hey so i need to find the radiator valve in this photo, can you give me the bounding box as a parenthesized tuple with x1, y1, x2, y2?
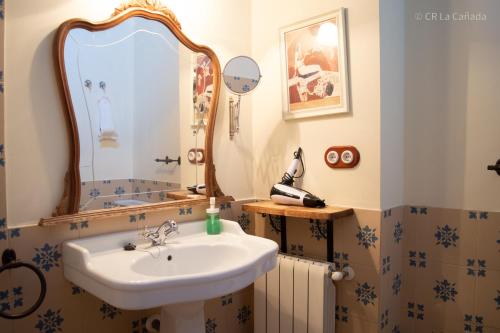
(330, 266, 355, 282)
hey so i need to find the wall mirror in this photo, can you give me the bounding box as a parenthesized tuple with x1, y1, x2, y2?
(223, 56, 261, 95)
(222, 56, 261, 139)
(48, 1, 226, 221)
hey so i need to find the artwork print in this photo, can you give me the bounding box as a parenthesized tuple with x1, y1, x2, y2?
(192, 54, 213, 127)
(281, 9, 349, 119)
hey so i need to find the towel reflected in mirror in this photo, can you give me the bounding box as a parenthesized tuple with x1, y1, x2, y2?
(97, 96, 118, 145)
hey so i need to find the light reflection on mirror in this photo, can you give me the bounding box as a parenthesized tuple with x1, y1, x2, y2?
(63, 17, 207, 211)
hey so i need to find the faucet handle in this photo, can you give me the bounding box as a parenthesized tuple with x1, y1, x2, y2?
(161, 220, 178, 236)
(140, 225, 158, 239)
(170, 221, 178, 233)
(139, 225, 149, 237)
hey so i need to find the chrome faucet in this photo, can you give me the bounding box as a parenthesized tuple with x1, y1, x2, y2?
(142, 220, 178, 246)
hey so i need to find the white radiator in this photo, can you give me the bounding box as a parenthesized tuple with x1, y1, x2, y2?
(254, 254, 336, 333)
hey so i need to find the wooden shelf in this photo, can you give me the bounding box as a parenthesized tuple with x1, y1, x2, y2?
(243, 200, 353, 262)
(166, 191, 206, 200)
(242, 200, 353, 220)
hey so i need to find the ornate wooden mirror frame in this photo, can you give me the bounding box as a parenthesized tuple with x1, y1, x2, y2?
(40, 1, 227, 226)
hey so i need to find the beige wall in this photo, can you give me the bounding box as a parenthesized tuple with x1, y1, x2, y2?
(404, 0, 500, 212)
(250, 0, 382, 209)
(5, 0, 253, 226)
(380, 0, 405, 209)
(7, 0, 499, 228)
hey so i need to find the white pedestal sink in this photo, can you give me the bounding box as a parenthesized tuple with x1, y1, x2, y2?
(63, 219, 278, 333)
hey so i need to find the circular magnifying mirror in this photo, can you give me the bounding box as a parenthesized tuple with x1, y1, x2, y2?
(223, 56, 261, 94)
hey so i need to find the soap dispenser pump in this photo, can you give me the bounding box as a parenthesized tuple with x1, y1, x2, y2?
(206, 197, 221, 235)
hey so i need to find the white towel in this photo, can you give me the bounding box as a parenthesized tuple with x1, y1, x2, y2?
(97, 97, 118, 142)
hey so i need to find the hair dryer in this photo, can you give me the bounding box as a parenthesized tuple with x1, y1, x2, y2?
(270, 147, 325, 208)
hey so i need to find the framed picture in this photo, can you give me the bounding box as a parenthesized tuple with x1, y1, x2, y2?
(280, 8, 349, 120)
(192, 53, 213, 128)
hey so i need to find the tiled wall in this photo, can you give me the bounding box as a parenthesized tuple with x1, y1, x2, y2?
(400, 207, 500, 333)
(80, 179, 180, 211)
(0, 200, 256, 333)
(257, 205, 500, 333)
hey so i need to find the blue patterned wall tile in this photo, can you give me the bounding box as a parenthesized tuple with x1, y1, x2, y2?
(464, 314, 483, 332)
(433, 279, 458, 302)
(379, 309, 389, 330)
(392, 273, 402, 295)
(356, 225, 378, 249)
(466, 259, 487, 277)
(236, 213, 250, 232)
(393, 221, 403, 244)
(178, 207, 193, 216)
(335, 305, 349, 322)
(382, 256, 391, 274)
(69, 221, 88, 231)
(0, 143, 4, 166)
(220, 202, 231, 210)
(309, 219, 327, 240)
(0, 286, 23, 311)
(9, 228, 20, 238)
(71, 284, 85, 296)
(435, 225, 459, 248)
(409, 206, 427, 215)
(0, 217, 6, 240)
(289, 244, 304, 256)
(221, 293, 233, 306)
(114, 186, 125, 196)
(355, 282, 377, 305)
(129, 213, 146, 223)
(205, 318, 217, 333)
(89, 188, 100, 198)
(99, 302, 121, 319)
(35, 309, 64, 333)
(237, 305, 251, 324)
(131, 317, 148, 333)
(408, 250, 427, 268)
(407, 302, 424, 320)
(468, 211, 489, 220)
(268, 215, 281, 234)
(333, 251, 349, 270)
(32, 243, 62, 272)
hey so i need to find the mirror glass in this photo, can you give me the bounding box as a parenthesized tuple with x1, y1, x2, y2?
(223, 56, 261, 94)
(64, 17, 210, 211)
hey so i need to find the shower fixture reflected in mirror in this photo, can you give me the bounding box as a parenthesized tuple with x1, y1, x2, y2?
(222, 56, 261, 139)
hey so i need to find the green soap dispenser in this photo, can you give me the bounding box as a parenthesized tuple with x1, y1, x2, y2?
(206, 197, 221, 235)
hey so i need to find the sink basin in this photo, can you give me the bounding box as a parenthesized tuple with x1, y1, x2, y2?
(63, 219, 278, 312)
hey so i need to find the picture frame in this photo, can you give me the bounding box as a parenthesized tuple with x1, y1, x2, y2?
(192, 53, 213, 128)
(280, 8, 349, 120)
